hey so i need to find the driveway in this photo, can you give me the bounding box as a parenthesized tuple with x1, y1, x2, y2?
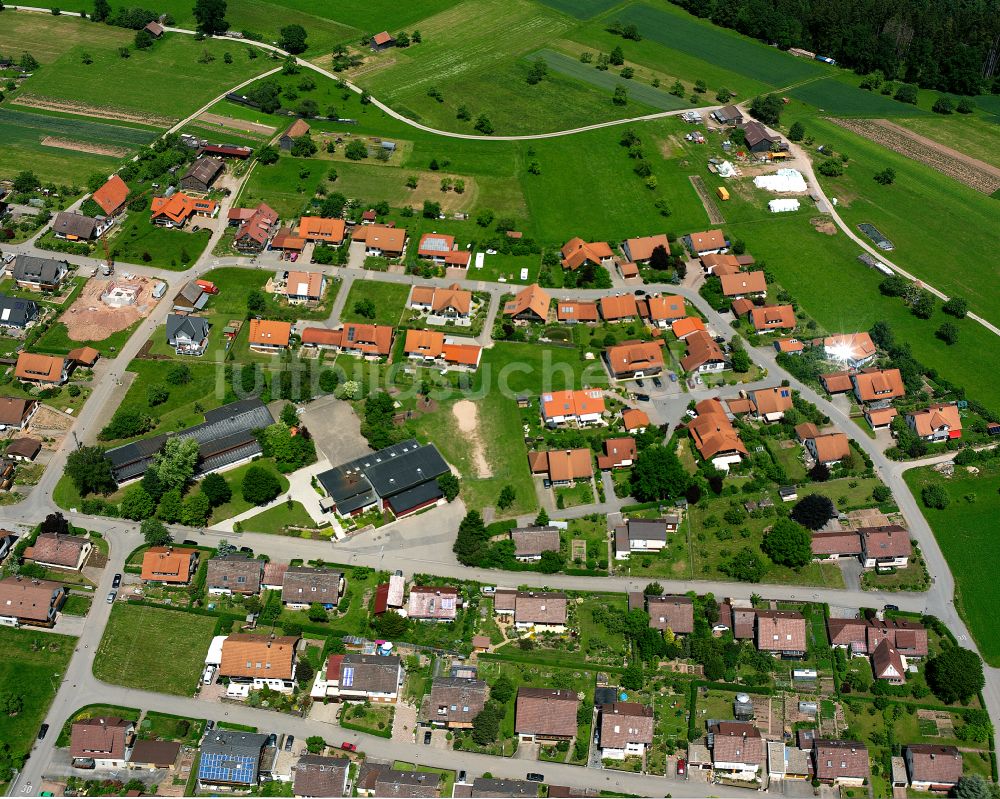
(299, 394, 370, 464)
(346, 241, 368, 269)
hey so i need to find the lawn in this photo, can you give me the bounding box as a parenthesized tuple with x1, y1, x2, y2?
(520, 119, 709, 242)
(765, 438, 807, 482)
(109, 359, 224, 442)
(61, 594, 93, 616)
(240, 500, 319, 534)
(93, 603, 217, 695)
(409, 393, 538, 517)
(0, 626, 76, 776)
(139, 711, 206, 744)
(798, 117, 1000, 327)
(209, 459, 291, 525)
(18, 26, 271, 125)
(0, 10, 130, 65)
(340, 701, 394, 735)
(340, 280, 410, 326)
(108, 211, 211, 271)
(555, 480, 595, 509)
(903, 463, 1000, 666)
(474, 340, 608, 396)
(237, 155, 328, 220)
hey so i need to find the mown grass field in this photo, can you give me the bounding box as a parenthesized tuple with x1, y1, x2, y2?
(0, 627, 75, 779)
(340, 281, 410, 326)
(360, 0, 575, 133)
(0, 10, 129, 64)
(238, 155, 326, 219)
(799, 116, 1000, 325)
(19, 30, 270, 125)
(530, 48, 691, 111)
(94, 604, 217, 695)
(903, 464, 1000, 666)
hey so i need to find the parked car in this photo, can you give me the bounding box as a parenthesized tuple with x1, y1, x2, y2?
(112, 573, 122, 588)
(526, 773, 544, 782)
(633, 289, 647, 296)
(290, 252, 299, 262)
(458, 771, 467, 784)
(106, 591, 116, 603)
(341, 742, 357, 752)
(239, 546, 253, 554)
(284, 735, 294, 752)
(635, 379, 645, 387)
(676, 759, 686, 776)
(206, 720, 215, 731)
(37, 724, 49, 740)
(884, 604, 899, 612)
(653, 376, 663, 388)
(636, 393, 650, 402)
(423, 730, 432, 744)
(669, 372, 678, 382)
(480, 586, 496, 595)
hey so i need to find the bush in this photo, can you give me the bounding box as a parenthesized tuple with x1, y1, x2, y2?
(242, 466, 281, 505)
(921, 483, 950, 509)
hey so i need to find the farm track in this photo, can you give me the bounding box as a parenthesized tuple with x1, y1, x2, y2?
(688, 174, 724, 224)
(829, 117, 1000, 195)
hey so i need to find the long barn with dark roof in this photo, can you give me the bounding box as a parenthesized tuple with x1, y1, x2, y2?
(105, 398, 273, 483)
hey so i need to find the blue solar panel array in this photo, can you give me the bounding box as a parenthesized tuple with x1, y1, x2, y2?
(199, 751, 257, 784)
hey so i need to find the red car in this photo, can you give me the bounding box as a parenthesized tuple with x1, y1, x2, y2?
(676, 759, 687, 776)
(341, 742, 357, 752)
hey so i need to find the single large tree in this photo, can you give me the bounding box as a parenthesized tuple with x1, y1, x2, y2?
(453, 510, 489, 566)
(471, 703, 500, 745)
(65, 446, 115, 496)
(200, 472, 232, 506)
(761, 517, 812, 568)
(120, 485, 155, 521)
(279, 24, 308, 54)
(152, 437, 199, 492)
(241, 466, 281, 505)
(193, 0, 228, 35)
(141, 517, 172, 547)
(630, 444, 687, 502)
(92, 0, 111, 21)
(926, 646, 985, 704)
(790, 493, 836, 530)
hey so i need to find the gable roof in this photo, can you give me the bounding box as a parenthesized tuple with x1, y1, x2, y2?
(687, 229, 726, 253)
(233, 202, 278, 246)
(351, 223, 406, 253)
(852, 368, 905, 401)
(541, 389, 605, 420)
(71, 717, 132, 760)
(710, 721, 763, 766)
(248, 318, 291, 347)
(908, 403, 961, 436)
(561, 237, 613, 270)
(283, 270, 325, 299)
(510, 526, 561, 558)
(0, 396, 37, 426)
(12, 254, 66, 285)
(282, 566, 342, 605)
(672, 316, 706, 339)
(6, 437, 41, 460)
(623, 233, 670, 261)
(15, 352, 65, 383)
(426, 676, 487, 723)
(824, 332, 876, 362)
(514, 591, 568, 625)
(599, 702, 654, 748)
(182, 156, 224, 186)
(751, 304, 796, 330)
(150, 192, 217, 224)
(811, 530, 862, 556)
(821, 371, 854, 393)
(407, 585, 459, 620)
(515, 687, 579, 737)
(597, 436, 637, 469)
(640, 294, 686, 322)
(0, 293, 39, 328)
(340, 653, 401, 694)
(27, 532, 88, 567)
(871, 638, 905, 680)
(755, 609, 807, 652)
(53, 211, 98, 239)
(293, 755, 350, 797)
(701, 252, 742, 274)
(503, 283, 551, 319)
(219, 633, 298, 680)
(720, 271, 767, 296)
(681, 329, 725, 372)
(811, 432, 851, 463)
(207, 554, 262, 593)
(0, 576, 63, 622)
(528, 449, 592, 482)
(646, 595, 694, 633)
(906, 745, 962, 785)
(813, 739, 870, 781)
(284, 119, 310, 139)
(599, 294, 639, 321)
(417, 232, 455, 257)
(141, 546, 197, 582)
(687, 398, 747, 460)
(166, 313, 210, 343)
(860, 525, 911, 559)
(622, 408, 650, 431)
(749, 386, 793, 416)
(605, 339, 665, 376)
(298, 216, 345, 244)
(92, 175, 129, 215)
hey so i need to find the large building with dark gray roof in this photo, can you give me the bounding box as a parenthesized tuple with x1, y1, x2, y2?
(198, 730, 270, 789)
(104, 398, 273, 483)
(317, 439, 449, 519)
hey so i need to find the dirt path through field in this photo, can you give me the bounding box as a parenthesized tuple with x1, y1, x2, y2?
(197, 112, 276, 136)
(41, 136, 129, 157)
(689, 175, 725, 224)
(452, 399, 492, 478)
(829, 117, 1000, 195)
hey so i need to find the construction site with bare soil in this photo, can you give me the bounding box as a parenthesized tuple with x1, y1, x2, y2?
(61, 276, 162, 342)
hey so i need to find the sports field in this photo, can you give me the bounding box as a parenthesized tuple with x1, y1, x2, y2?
(530, 48, 691, 111)
(903, 464, 1000, 666)
(94, 603, 217, 695)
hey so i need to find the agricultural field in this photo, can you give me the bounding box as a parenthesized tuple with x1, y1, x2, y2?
(0, 108, 153, 183)
(15, 27, 270, 126)
(789, 76, 928, 118)
(529, 48, 691, 111)
(797, 117, 1000, 325)
(903, 463, 1000, 666)
(534, 0, 620, 18)
(0, 10, 130, 65)
(895, 113, 1000, 170)
(93, 604, 217, 695)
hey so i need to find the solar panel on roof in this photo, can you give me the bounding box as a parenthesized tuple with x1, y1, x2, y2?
(342, 665, 354, 687)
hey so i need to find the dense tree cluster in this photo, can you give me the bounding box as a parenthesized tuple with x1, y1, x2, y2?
(666, 0, 1000, 95)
